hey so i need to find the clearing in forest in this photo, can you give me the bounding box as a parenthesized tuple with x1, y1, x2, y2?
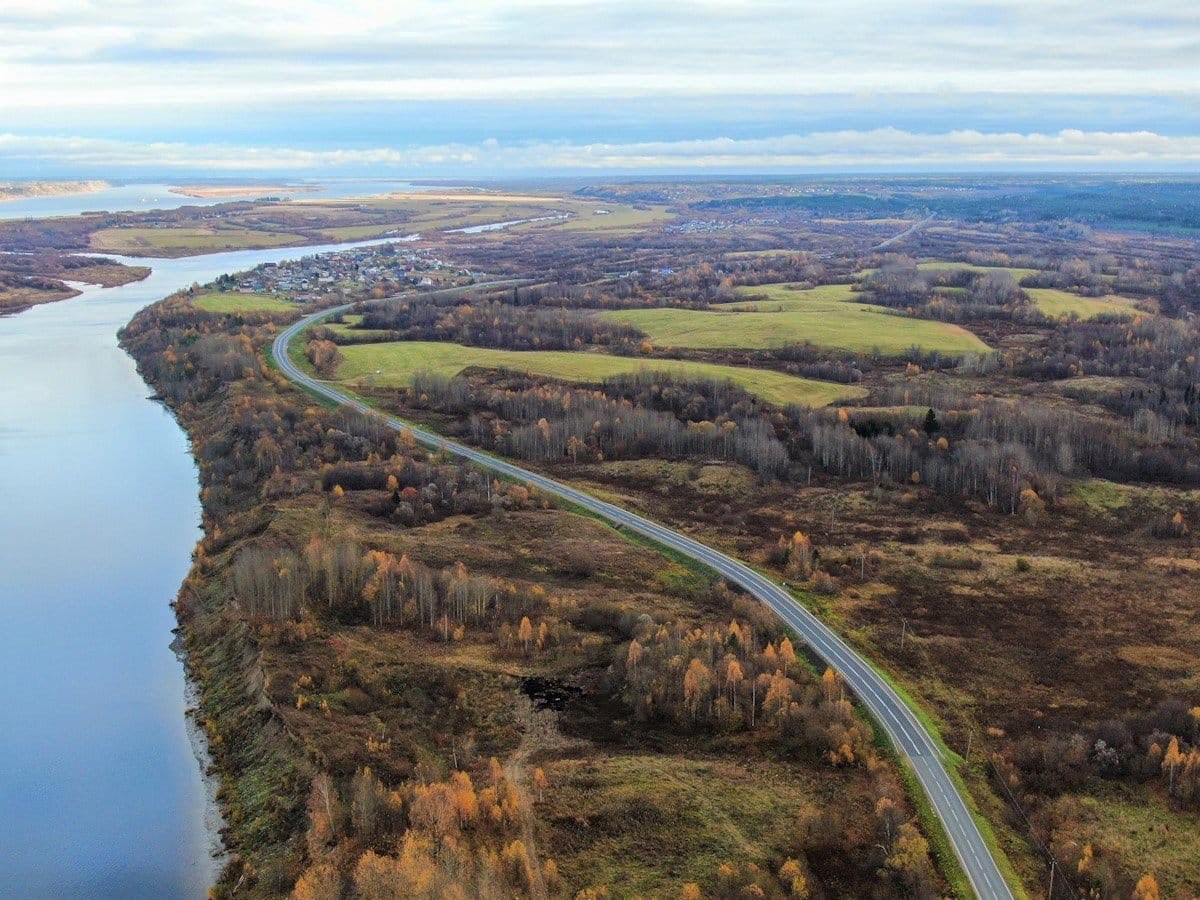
(193, 291, 296, 313)
(599, 283, 989, 355)
(332, 339, 867, 408)
(1025, 288, 1140, 320)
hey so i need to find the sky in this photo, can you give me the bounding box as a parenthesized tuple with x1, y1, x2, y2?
(1, 0, 1198, 177)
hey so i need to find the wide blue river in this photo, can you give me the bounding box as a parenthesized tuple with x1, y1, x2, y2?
(0, 238, 400, 897)
(0, 179, 425, 220)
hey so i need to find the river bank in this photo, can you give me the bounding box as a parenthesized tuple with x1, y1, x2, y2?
(0, 180, 433, 221)
(0, 236, 418, 897)
(0, 179, 111, 202)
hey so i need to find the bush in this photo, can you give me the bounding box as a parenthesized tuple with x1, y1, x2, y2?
(554, 549, 596, 578)
(928, 552, 982, 571)
(812, 572, 838, 595)
(1150, 510, 1189, 539)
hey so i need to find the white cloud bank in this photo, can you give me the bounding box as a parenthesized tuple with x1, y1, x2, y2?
(3, 129, 1199, 173)
(0, 0, 1197, 117)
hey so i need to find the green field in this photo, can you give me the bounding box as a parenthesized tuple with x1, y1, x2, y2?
(544, 203, 674, 233)
(193, 291, 297, 314)
(724, 249, 806, 259)
(858, 261, 1041, 282)
(1026, 288, 1139, 320)
(599, 283, 989, 356)
(915, 261, 1041, 282)
(1064, 787, 1200, 897)
(91, 226, 307, 256)
(333, 340, 867, 407)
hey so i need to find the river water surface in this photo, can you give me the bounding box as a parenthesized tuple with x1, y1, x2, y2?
(0, 239, 403, 897)
(0, 179, 429, 220)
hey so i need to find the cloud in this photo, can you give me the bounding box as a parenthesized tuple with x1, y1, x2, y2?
(4, 128, 1200, 174)
(1, 2, 1195, 166)
(0, 0, 1197, 120)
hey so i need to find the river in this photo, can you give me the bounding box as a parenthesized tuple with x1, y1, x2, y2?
(0, 238, 409, 897)
(0, 179, 432, 220)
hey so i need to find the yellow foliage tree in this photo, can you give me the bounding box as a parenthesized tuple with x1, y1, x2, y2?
(777, 637, 797, 673)
(292, 863, 341, 900)
(1133, 874, 1161, 900)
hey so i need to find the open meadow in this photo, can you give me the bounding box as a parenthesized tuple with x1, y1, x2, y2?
(1025, 287, 1141, 320)
(331, 339, 866, 407)
(193, 291, 297, 314)
(600, 283, 990, 355)
(90, 225, 309, 256)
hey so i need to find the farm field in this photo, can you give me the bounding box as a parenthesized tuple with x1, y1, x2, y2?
(193, 291, 296, 313)
(90, 225, 308, 256)
(285, 193, 672, 240)
(600, 282, 990, 355)
(536, 203, 673, 233)
(331, 339, 867, 407)
(1026, 287, 1140, 320)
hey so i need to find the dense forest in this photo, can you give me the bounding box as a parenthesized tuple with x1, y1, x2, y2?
(692, 179, 1200, 232)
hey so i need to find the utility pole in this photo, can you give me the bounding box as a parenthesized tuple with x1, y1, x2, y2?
(965, 730, 973, 762)
(1048, 860, 1056, 898)
(900, 617, 908, 649)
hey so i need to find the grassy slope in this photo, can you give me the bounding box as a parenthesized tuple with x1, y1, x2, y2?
(541, 754, 866, 896)
(333, 339, 868, 408)
(600, 283, 990, 355)
(1067, 784, 1200, 896)
(194, 291, 297, 314)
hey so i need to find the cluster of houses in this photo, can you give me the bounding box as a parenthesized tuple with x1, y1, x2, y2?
(224, 245, 475, 302)
(663, 218, 758, 234)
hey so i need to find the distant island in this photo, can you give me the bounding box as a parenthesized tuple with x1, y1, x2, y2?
(170, 183, 318, 198)
(0, 180, 111, 202)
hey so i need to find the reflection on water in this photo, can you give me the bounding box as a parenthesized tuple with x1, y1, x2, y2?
(0, 238, 403, 897)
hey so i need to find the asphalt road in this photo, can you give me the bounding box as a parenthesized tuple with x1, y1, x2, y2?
(273, 301, 1015, 900)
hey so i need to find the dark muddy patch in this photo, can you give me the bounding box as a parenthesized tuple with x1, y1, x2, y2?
(520, 676, 582, 712)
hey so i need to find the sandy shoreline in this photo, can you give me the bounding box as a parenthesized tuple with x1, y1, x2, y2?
(171, 184, 318, 198)
(0, 180, 111, 202)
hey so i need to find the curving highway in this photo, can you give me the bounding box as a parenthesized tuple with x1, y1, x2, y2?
(273, 301, 1015, 900)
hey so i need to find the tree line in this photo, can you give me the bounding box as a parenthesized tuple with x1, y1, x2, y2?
(348, 296, 641, 352)
(410, 370, 791, 478)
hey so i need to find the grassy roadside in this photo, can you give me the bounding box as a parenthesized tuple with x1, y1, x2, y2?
(263, 337, 339, 410)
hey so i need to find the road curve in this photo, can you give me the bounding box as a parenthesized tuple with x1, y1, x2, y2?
(273, 302, 1014, 900)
